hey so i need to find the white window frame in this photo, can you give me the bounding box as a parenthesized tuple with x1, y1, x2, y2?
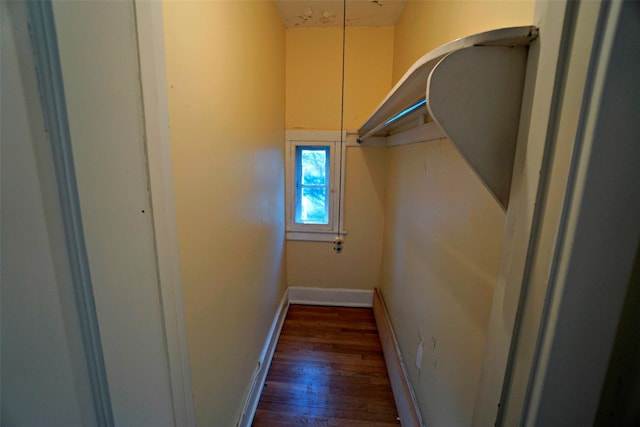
(285, 130, 346, 242)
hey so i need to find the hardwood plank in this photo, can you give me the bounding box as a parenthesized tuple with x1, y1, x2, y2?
(252, 305, 401, 426)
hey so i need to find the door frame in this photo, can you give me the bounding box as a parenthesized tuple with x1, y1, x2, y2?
(133, 2, 196, 426)
(27, 1, 196, 425)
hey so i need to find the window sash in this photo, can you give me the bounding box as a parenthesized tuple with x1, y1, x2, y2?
(294, 146, 330, 225)
(285, 132, 345, 241)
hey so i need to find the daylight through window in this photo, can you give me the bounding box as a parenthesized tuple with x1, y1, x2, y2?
(295, 146, 330, 225)
(285, 131, 345, 242)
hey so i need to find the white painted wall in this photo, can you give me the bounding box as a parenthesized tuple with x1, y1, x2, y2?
(472, 1, 575, 423)
(51, 1, 175, 425)
(134, 2, 196, 424)
(521, 1, 640, 424)
(1, 2, 97, 425)
(489, 1, 601, 423)
(477, 1, 640, 425)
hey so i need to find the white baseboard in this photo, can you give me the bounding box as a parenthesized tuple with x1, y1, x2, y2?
(288, 286, 374, 307)
(236, 290, 289, 427)
(373, 289, 425, 427)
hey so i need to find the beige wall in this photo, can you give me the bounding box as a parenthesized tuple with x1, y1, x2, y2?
(163, 1, 533, 424)
(285, 27, 393, 289)
(379, 2, 534, 425)
(393, 0, 534, 83)
(287, 146, 388, 289)
(163, 2, 286, 425)
(381, 140, 505, 426)
(286, 26, 393, 130)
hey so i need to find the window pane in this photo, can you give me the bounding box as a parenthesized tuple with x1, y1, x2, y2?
(300, 187, 328, 224)
(301, 149, 326, 185)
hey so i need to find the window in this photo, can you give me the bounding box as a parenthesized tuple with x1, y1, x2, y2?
(286, 131, 345, 241)
(295, 146, 330, 225)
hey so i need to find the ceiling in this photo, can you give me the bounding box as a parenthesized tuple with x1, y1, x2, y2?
(275, 0, 406, 28)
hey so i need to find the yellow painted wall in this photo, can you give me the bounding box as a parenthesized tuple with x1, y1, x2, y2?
(286, 26, 394, 130)
(285, 27, 393, 289)
(393, 0, 534, 83)
(287, 146, 388, 289)
(381, 140, 505, 426)
(162, 2, 286, 425)
(379, 2, 534, 425)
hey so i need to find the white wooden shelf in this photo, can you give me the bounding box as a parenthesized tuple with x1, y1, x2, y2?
(357, 26, 538, 208)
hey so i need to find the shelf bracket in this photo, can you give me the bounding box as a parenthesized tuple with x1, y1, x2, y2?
(427, 46, 528, 209)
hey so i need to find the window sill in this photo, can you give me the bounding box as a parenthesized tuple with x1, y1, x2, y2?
(286, 230, 347, 242)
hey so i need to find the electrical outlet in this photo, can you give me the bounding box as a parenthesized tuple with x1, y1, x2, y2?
(333, 236, 344, 254)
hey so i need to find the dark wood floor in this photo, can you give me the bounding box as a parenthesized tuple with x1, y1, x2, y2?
(252, 304, 401, 426)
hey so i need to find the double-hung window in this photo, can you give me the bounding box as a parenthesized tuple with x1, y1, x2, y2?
(285, 131, 345, 241)
(295, 145, 330, 225)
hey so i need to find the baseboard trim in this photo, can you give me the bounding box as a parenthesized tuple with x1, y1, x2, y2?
(288, 286, 374, 307)
(237, 290, 289, 427)
(373, 289, 424, 427)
